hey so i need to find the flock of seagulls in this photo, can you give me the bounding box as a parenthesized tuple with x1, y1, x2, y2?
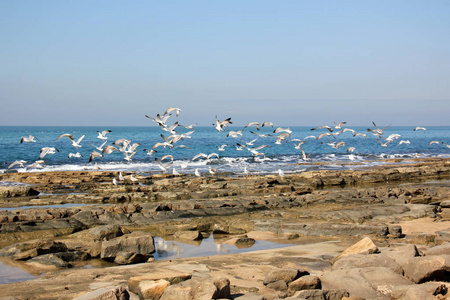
(5, 108, 449, 178)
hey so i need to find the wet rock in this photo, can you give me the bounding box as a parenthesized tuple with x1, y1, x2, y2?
(173, 230, 202, 241)
(100, 232, 155, 261)
(402, 255, 450, 283)
(0, 240, 68, 260)
(235, 237, 256, 248)
(113, 252, 152, 265)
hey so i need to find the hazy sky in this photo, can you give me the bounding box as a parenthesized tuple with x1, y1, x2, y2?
(1, 1, 449, 126)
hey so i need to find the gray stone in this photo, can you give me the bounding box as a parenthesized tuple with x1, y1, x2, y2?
(383, 244, 420, 267)
(113, 252, 152, 265)
(424, 242, 450, 256)
(332, 253, 403, 275)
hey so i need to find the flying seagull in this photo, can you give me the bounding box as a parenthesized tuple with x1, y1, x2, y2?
(20, 135, 37, 143)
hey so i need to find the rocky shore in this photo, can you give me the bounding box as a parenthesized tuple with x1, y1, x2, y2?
(0, 157, 449, 299)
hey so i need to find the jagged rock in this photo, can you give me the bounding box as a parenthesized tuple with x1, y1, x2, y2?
(113, 252, 152, 265)
(402, 255, 450, 283)
(321, 267, 413, 299)
(288, 275, 321, 292)
(72, 225, 124, 241)
(128, 271, 192, 295)
(212, 224, 247, 235)
(100, 232, 155, 261)
(27, 253, 70, 268)
(332, 253, 403, 275)
(333, 237, 379, 262)
(263, 268, 307, 285)
(73, 285, 129, 300)
(388, 225, 403, 238)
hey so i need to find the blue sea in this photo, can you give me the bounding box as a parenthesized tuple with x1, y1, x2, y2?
(1, 125, 449, 175)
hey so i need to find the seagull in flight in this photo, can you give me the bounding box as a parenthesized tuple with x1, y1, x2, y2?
(97, 130, 112, 141)
(20, 135, 37, 143)
(39, 147, 59, 159)
(413, 126, 426, 131)
(262, 121, 274, 128)
(68, 152, 83, 158)
(89, 150, 103, 162)
(27, 160, 45, 169)
(8, 160, 27, 169)
(213, 116, 232, 132)
(164, 107, 182, 117)
(244, 122, 260, 131)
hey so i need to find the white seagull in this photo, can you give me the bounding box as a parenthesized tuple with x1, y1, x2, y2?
(20, 135, 37, 143)
(97, 130, 112, 141)
(413, 126, 426, 131)
(8, 160, 27, 169)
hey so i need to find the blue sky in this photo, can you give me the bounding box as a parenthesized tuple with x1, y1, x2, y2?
(1, 1, 449, 126)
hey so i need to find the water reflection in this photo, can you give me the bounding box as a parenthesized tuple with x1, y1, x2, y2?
(153, 235, 294, 260)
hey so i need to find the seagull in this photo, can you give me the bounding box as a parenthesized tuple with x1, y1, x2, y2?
(39, 147, 59, 159)
(118, 172, 125, 181)
(227, 130, 243, 138)
(413, 126, 426, 131)
(213, 116, 232, 132)
(164, 107, 182, 117)
(262, 121, 274, 128)
(192, 153, 208, 161)
(20, 135, 37, 143)
(244, 122, 260, 130)
(56, 134, 85, 149)
(97, 130, 112, 141)
(173, 168, 181, 175)
(143, 149, 157, 156)
(368, 121, 390, 136)
(90, 141, 108, 152)
(428, 141, 440, 146)
(207, 153, 220, 159)
(315, 132, 335, 140)
(89, 150, 103, 162)
(194, 168, 201, 177)
(399, 140, 411, 145)
(68, 152, 83, 158)
(155, 158, 169, 173)
(180, 123, 197, 129)
(250, 131, 270, 138)
(217, 144, 228, 151)
(311, 125, 333, 132)
(294, 141, 305, 149)
(208, 167, 218, 175)
(301, 149, 310, 161)
(129, 174, 139, 182)
(273, 127, 292, 134)
(123, 151, 137, 162)
(145, 114, 171, 127)
(277, 169, 285, 177)
(347, 147, 356, 153)
(160, 154, 174, 162)
(112, 178, 118, 185)
(243, 167, 249, 176)
(8, 160, 27, 169)
(103, 145, 120, 155)
(27, 160, 45, 169)
(353, 132, 367, 138)
(334, 122, 347, 130)
(377, 139, 392, 148)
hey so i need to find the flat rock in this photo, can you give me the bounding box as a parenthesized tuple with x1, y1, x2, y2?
(333, 237, 379, 262)
(403, 255, 450, 283)
(332, 253, 403, 275)
(100, 231, 155, 260)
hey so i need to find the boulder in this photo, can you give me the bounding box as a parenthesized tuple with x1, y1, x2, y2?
(113, 252, 152, 265)
(173, 230, 202, 241)
(128, 270, 192, 294)
(0, 240, 68, 260)
(212, 224, 247, 235)
(403, 255, 450, 283)
(333, 237, 379, 262)
(290, 289, 349, 300)
(288, 275, 321, 292)
(73, 225, 124, 241)
(321, 267, 413, 299)
(382, 244, 420, 267)
(159, 277, 230, 300)
(235, 237, 256, 248)
(332, 253, 403, 275)
(263, 268, 307, 285)
(0, 186, 40, 198)
(101, 232, 154, 261)
(391, 282, 449, 300)
(137, 279, 170, 300)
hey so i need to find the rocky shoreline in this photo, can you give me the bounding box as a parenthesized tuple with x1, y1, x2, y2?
(0, 158, 449, 299)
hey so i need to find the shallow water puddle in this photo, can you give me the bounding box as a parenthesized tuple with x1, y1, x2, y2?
(0, 260, 39, 284)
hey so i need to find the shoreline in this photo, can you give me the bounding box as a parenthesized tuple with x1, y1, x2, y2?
(0, 157, 449, 299)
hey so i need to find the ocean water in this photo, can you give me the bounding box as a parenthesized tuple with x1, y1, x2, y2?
(1, 125, 449, 175)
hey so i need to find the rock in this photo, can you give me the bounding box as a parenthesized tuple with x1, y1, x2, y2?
(424, 242, 450, 256)
(73, 285, 129, 300)
(391, 282, 449, 300)
(0, 240, 68, 260)
(333, 237, 379, 262)
(440, 200, 450, 208)
(0, 186, 40, 198)
(382, 244, 420, 267)
(233, 294, 264, 300)
(321, 267, 413, 299)
(235, 237, 256, 248)
(288, 275, 321, 292)
(332, 253, 403, 275)
(113, 252, 152, 265)
(173, 230, 202, 241)
(137, 279, 170, 300)
(159, 276, 229, 300)
(101, 232, 155, 261)
(291, 289, 350, 300)
(263, 268, 307, 285)
(212, 224, 247, 235)
(74, 225, 124, 241)
(128, 271, 192, 294)
(212, 277, 231, 299)
(403, 255, 450, 283)
(266, 279, 287, 291)
(27, 253, 70, 268)
(388, 225, 403, 238)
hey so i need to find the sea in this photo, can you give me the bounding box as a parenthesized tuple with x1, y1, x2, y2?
(1, 125, 449, 176)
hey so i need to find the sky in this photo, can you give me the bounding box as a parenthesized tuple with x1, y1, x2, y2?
(1, 0, 449, 127)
